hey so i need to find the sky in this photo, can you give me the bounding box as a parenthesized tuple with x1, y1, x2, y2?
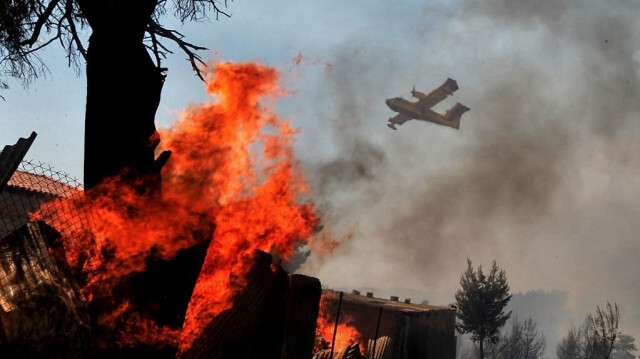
(2, 0, 640, 354)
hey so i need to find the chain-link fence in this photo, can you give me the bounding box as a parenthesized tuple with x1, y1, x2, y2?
(0, 160, 93, 357)
(0, 160, 85, 239)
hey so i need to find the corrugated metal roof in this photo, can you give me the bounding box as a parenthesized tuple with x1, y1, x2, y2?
(0, 132, 37, 191)
(322, 290, 455, 313)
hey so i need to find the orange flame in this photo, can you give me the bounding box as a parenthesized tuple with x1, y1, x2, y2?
(35, 179, 203, 300)
(33, 174, 206, 347)
(32, 61, 320, 351)
(160, 62, 319, 351)
(315, 298, 363, 355)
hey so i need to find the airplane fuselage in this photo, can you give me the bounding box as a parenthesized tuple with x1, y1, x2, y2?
(386, 78, 469, 130)
(385, 98, 454, 128)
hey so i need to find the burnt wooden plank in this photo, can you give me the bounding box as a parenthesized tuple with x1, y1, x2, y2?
(281, 274, 321, 359)
(0, 132, 37, 191)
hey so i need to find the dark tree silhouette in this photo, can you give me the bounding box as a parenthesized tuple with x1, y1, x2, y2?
(593, 302, 620, 359)
(612, 334, 638, 359)
(455, 259, 512, 359)
(488, 316, 546, 359)
(557, 326, 581, 359)
(0, 0, 229, 189)
(557, 302, 621, 359)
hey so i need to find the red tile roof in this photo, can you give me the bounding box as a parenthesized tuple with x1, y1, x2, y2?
(6, 171, 80, 197)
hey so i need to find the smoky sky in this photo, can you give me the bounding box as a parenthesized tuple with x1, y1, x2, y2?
(295, 0, 640, 347)
(457, 290, 575, 356)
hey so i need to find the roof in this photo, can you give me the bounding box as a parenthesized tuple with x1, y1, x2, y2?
(5, 170, 80, 197)
(322, 290, 455, 314)
(0, 132, 37, 191)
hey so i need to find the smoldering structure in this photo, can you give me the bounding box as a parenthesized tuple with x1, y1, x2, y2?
(0, 157, 323, 357)
(315, 290, 456, 359)
(0, 133, 457, 358)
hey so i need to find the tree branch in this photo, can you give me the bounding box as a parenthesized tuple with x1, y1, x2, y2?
(209, 0, 231, 19)
(148, 31, 163, 68)
(24, 32, 60, 55)
(172, 0, 231, 22)
(147, 20, 208, 80)
(64, 0, 87, 59)
(20, 0, 62, 47)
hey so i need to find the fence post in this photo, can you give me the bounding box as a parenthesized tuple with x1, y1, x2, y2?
(330, 291, 344, 358)
(370, 306, 383, 359)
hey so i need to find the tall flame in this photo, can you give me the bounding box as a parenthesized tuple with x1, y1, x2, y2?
(160, 62, 318, 351)
(32, 61, 320, 350)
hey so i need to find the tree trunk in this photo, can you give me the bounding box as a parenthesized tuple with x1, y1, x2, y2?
(479, 336, 485, 359)
(79, 1, 164, 191)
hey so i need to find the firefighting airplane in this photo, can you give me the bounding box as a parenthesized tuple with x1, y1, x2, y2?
(386, 78, 470, 130)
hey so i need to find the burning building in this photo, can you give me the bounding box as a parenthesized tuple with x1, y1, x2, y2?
(0, 135, 323, 358)
(316, 290, 457, 359)
(0, 61, 329, 358)
(0, 61, 459, 358)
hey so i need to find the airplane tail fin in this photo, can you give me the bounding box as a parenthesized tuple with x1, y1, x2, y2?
(387, 118, 398, 130)
(441, 78, 459, 95)
(443, 102, 470, 129)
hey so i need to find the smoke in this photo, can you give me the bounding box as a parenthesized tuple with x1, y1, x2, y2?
(457, 290, 576, 356)
(295, 0, 640, 349)
(464, 0, 640, 135)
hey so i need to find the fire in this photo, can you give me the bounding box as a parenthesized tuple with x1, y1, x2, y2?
(35, 178, 203, 300)
(31, 61, 320, 351)
(160, 62, 319, 351)
(315, 298, 363, 355)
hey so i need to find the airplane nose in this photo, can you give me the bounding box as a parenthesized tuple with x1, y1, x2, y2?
(385, 98, 399, 111)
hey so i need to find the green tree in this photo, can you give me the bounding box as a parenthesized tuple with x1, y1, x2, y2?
(0, 0, 230, 189)
(455, 259, 512, 359)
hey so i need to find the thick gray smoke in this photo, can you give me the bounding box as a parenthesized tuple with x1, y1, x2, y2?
(295, 0, 640, 349)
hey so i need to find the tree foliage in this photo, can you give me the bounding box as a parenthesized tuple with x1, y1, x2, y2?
(486, 317, 546, 359)
(556, 302, 620, 359)
(0, 0, 228, 88)
(611, 334, 638, 359)
(557, 326, 582, 359)
(455, 259, 512, 359)
(1, 0, 232, 187)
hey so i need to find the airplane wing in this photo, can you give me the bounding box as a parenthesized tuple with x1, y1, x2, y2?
(387, 113, 411, 130)
(415, 78, 459, 109)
